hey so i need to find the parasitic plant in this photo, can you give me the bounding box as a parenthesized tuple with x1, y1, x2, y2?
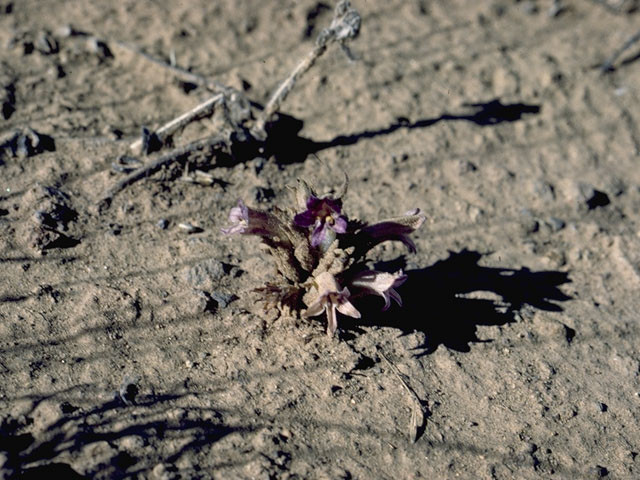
(223, 177, 425, 336)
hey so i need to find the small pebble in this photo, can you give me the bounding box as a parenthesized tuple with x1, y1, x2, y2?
(55, 24, 75, 38)
(35, 31, 58, 55)
(548, 1, 564, 17)
(578, 183, 610, 210)
(192, 290, 212, 312)
(156, 219, 169, 230)
(108, 223, 122, 236)
(178, 222, 202, 234)
(1, 128, 54, 158)
(457, 159, 477, 174)
(532, 179, 556, 203)
(211, 291, 237, 309)
(185, 259, 228, 288)
(86, 36, 112, 60)
(547, 217, 565, 232)
(111, 155, 142, 173)
(118, 376, 139, 405)
(519, 210, 539, 235)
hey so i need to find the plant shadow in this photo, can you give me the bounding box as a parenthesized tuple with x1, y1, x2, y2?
(263, 98, 541, 165)
(342, 249, 571, 355)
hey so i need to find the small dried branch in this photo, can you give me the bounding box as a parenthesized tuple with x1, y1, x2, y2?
(379, 350, 427, 443)
(252, 0, 361, 139)
(129, 93, 224, 154)
(100, 134, 228, 206)
(102, 1, 361, 203)
(600, 28, 640, 73)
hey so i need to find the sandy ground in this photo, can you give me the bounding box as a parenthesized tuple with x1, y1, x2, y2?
(1, 0, 640, 478)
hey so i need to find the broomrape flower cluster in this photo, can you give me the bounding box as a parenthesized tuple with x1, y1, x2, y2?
(222, 178, 425, 336)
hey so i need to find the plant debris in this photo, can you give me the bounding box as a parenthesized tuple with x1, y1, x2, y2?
(100, 0, 361, 206)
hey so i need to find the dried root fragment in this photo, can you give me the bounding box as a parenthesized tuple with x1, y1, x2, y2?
(222, 178, 425, 336)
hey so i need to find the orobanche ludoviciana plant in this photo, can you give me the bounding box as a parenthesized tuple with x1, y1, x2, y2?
(223, 177, 425, 336)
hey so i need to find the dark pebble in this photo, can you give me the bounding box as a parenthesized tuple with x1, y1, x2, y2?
(547, 217, 565, 232)
(35, 31, 58, 55)
(579, 183, 610, 210)
(185, 259, 230, 288)
(1, 128, 55, 159)
(108, 223, 122, 236)
(532, 179, 556, 203)
(118, 377, 139, 405)
(86, 37, 113, 60)
(210, 291, 237, 309)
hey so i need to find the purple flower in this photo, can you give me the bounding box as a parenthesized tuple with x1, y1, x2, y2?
(350, 270, 407, 310)
(303, 272, 361, 336)
(221, 200, 249, 235)
(360, 209, 426, 253)
(294, 195, 348, 247)
(221, 199, 279, 237)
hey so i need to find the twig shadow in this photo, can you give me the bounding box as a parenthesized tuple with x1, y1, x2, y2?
(620, 50, 640, 68)
(264, 98, 541, 164)
(0, 388, 245, 479)
(343, 249, 571, 355)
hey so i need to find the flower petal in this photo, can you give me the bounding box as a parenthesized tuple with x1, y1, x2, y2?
(305, 194, 322, 210)
(293, 210, 316, 228)
(332, 215, 348, 234)
(388, 288, 403, 308)
(221, 223, 246, 235)
(399, 235, 417, 254)
(310, 221, 329, 247)
(350, 270, 407, 311)
(359, 210, 425, 253)
(228, 199, 248, 223)
(221, 199, 249, 235)
(336, 292, 361, 319)
(323, 196, 342, 214)
(326, 303, 338, 336)
(303, 297, 326, 318)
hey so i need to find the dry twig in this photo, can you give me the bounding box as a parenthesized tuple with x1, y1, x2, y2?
(129, 93, 224, 154)
(102, 0, 361, 203)
(100, 134, 228, 206)
(252, 0, 361, 139)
